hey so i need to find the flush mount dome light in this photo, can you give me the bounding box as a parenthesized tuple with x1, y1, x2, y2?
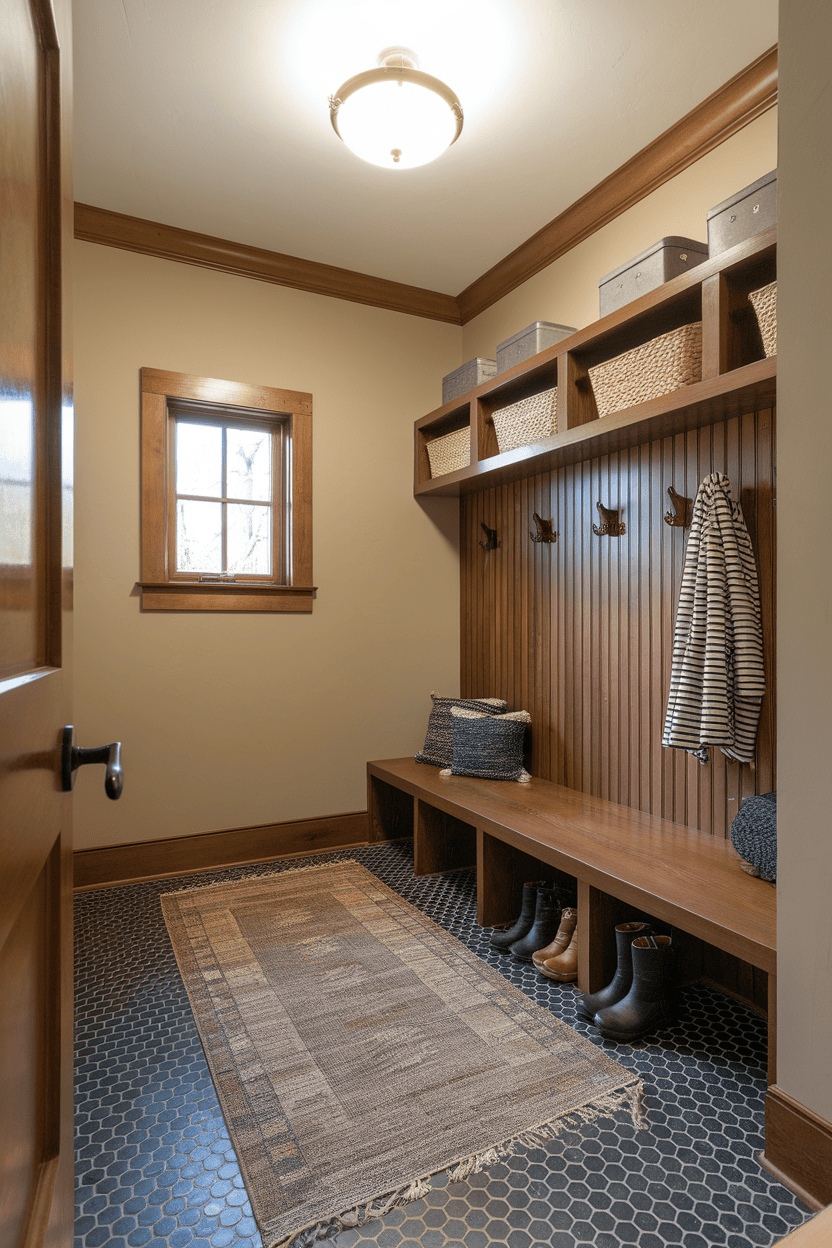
(329, 47, 463, 169)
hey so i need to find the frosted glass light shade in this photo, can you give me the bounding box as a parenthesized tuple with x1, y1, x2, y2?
(330, 61, 463, 170)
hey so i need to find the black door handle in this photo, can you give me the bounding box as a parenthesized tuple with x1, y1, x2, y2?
(62, 726, 124, 800)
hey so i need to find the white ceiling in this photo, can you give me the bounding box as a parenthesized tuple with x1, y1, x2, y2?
(72, 0, 778, 295)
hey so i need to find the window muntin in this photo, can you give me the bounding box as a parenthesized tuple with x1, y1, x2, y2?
(168, 408, 288, 584)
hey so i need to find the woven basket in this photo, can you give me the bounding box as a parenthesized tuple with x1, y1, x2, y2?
(426, 426, 470, 477)
(748, 280, 777, 357)
(588, 322, 703, 418)
(492, 387, 558, 454)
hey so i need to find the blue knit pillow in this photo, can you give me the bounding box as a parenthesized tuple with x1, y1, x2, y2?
(730, 792, 776, 882)
(414, 693, 507, 768)
(441, 708, 531, 782)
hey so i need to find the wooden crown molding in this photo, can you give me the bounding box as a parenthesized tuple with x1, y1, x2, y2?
(74, 47, 776, 327)
(456, 45, 778, 323)
(73, 203, 463, 325)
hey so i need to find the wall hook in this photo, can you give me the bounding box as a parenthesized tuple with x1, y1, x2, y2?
(593, 502, 626, 537)
(530, 512, 557, 544)
(663, 485, 692, 528)
(478, 521, 499, 551)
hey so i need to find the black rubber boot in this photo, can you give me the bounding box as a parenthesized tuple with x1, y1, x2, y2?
(593, 934, 676, 1042)
(489, 881, 548, 953)
(576, 921, 652, 1022)
(509, 883, 562, 963)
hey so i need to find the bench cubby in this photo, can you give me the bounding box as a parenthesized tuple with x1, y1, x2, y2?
(368, 756, 776, 1082)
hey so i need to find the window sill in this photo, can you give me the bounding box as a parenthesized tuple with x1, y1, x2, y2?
(136, 582, 316, 613)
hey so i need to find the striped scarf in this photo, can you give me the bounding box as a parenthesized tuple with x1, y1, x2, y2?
(662, 472, 764, 764)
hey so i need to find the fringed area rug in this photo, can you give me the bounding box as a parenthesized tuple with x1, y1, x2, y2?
(161, 860, 643, 1248)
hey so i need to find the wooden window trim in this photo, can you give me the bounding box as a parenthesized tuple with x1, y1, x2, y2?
(139, 368, 314, 613)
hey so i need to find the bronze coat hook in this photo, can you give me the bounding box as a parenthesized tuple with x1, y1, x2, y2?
(664, 485, 692, 528)
(530, 513, 557, 544)
(479, 521, 499, 550)
(593, 502, 625, 537)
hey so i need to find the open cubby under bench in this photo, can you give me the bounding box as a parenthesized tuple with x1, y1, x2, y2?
(367, 756, 777, 1082)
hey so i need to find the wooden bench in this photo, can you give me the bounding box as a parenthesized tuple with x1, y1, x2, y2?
(367, 757, 777, 1082)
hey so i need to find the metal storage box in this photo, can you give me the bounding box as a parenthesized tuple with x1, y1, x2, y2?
(496, 322, 576, 374)
(442, 357, 497, 405)
(599, 237, 708, 317)
(707, 169, 777, 256)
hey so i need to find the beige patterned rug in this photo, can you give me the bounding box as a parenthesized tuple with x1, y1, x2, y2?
(161, 860, 642, 1247)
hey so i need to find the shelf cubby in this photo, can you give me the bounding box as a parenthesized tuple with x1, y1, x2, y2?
(415, 227, 776, 498)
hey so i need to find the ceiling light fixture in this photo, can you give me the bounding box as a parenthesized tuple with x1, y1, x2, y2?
(329, 47, 463, 170)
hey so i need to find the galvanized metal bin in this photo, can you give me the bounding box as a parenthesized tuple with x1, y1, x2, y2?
(442, 357, 497, 405)
(707, 169, 777, 256)
(496, 322, 576, 374)
(599, 237, 708, 317)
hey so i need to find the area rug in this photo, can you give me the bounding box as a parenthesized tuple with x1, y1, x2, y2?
(161, 860, 643, 1247)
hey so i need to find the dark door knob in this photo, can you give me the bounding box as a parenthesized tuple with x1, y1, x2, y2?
(62, 726, 124, 800)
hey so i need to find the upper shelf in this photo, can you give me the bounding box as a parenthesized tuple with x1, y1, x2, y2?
(415, 228, 777, 498)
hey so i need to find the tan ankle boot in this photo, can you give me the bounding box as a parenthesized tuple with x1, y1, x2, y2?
(539, 910, 578, 982)
(532, 907, 577, 970)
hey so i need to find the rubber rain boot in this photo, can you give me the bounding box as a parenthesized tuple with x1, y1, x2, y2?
(576, 921, 652, 1022)
(593, 934, 676, 1042)
(489, 880, 548, 953)
(509, 883, 561, 963)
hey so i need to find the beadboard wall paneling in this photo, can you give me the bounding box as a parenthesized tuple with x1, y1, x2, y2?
(461, 408, 775, 1007)
(460, 408, 776, 838)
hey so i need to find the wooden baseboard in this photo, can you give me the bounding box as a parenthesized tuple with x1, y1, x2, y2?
(73, 811, 369, 890)
(763, 1086, 832, 1207)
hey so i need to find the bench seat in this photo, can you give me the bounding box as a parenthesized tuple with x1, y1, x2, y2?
(367, 756, 777, 1081)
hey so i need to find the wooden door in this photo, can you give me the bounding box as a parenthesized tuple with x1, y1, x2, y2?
(0, 0, 74, 1244)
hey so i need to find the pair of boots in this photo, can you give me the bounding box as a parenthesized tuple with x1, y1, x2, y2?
(577, 921, 676, 1042)
(489, 880, 576, 972)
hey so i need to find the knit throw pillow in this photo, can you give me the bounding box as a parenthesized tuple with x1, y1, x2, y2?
(414, 693, 507, 768)
(441, 707, 531, 783)
(730, 792, 776, 882)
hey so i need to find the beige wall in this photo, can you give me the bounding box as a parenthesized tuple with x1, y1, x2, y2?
(73, 104, 779, 855)
(461, 108, 778, 356)
(776, 0, 832, 1124)
(72, 244, 462, 849)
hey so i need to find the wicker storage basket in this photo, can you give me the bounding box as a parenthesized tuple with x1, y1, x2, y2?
(426, 426, 470, 477)
(492, 387, 558, 453)
(748, 280, 777, 357)
(588, 322, 703, 418)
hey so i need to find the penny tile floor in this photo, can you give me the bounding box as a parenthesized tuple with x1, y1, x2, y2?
(75, 840, 814, 1248)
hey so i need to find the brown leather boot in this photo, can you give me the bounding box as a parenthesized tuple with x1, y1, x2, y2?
(532, 906, 574, 967)
(536, 909, 578, 981)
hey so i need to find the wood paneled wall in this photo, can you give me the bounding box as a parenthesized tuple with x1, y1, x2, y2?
(460, 407, 776, 842)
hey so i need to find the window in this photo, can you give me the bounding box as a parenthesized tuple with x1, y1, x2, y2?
(139, 369, 313, 612)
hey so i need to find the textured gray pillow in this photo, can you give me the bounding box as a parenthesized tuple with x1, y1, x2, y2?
(415, 693, 507, 768)
(441, 708, 531, 782)
(730, 792, 776, 881)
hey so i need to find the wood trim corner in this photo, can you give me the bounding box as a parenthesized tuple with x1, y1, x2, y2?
(73, 811, 370, 889)
(74, 203, 462, 325)
(763, 1085, 832, 1207)
(456, 46, 778, 323)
